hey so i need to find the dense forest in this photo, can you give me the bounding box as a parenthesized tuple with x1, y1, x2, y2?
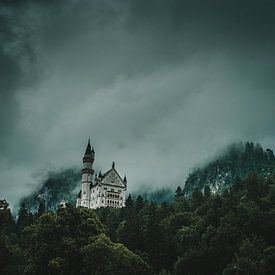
(184, 142, 275, 195)
(1, 172, 275, 274)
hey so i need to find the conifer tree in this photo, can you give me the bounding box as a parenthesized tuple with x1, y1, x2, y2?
(135, 195, 144, 211)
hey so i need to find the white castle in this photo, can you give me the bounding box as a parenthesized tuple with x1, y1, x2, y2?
(76, 140, 127, 209)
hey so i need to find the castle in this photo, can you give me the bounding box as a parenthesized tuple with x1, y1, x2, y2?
(76, 140, 127, 209)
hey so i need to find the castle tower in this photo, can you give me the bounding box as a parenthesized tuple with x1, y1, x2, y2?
(76, 140, 127, 209)
(79, 139, 95, 207)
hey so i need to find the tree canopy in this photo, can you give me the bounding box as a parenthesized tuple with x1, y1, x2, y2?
(1, 172, 275, 274)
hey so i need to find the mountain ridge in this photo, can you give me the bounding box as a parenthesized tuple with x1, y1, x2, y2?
(20, 141, 275, 210)
(183, 141, 275, 195)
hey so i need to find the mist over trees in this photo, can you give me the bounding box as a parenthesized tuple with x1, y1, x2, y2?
(184, 142, 275, 195)
(19, 142, 275, 214)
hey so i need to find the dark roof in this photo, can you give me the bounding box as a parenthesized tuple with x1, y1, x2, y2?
(77, 190, 82, 198)
(85, 139, 92, 155)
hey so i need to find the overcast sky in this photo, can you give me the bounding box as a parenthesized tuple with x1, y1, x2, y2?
(1, 0, 275, 206)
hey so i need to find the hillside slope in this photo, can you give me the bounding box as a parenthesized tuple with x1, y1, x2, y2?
(184, 142, 275, 195)
(20, 169, 80, 211)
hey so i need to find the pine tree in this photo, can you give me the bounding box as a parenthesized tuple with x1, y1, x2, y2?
(125, 194, 133, 208)
(135, 195, 144, 211)
(17, 203, 30, 229)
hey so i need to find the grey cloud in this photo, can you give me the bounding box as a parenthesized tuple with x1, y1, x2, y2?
(0, 0, 275, 206)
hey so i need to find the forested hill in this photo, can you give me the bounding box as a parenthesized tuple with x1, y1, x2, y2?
(183, 142, 275, 195)
(20, 169, 174, 212)
(20, 142, 275, 211)
(2, 173, 275, 274)
(20, 169, 81, 211)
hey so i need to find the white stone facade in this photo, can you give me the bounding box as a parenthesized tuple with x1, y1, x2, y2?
(76, 140, 127, 209)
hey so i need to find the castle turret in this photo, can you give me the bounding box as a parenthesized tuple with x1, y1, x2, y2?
(76, 139, 128, 209)
(80, 139, 94, 207)
(123, 175, 127, 189)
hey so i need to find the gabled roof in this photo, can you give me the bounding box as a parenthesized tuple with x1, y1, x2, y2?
(99, 165, 126, 188)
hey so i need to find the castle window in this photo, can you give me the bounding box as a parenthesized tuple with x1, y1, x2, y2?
(111, 188, 114, 192)
(104, 187, 107, 190)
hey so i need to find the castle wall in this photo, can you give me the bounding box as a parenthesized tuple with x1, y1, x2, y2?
(76, 141, 126, 209)
(89, 184, 126, 209)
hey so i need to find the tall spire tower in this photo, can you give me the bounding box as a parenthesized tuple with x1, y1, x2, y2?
(76, 139, 127, 209)
(80, 139, 95, 207)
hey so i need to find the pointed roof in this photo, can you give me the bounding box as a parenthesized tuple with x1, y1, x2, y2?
(85, 138, 92, 155)
(123, 175, 127, 182)
(96, 163, 125, 188)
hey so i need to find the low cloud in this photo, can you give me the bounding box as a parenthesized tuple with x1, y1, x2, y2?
(0, 0, 275, 206)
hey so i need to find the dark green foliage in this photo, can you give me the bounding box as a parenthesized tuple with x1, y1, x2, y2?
(135, 194, 145, 211)
(21, 205, 105, 274)
(0, 203, 150, 274)
(125, 194, 133, 208)
(81, 234, 151, 275)
(184, 142, 275, 195)
(17, 203, 33, 230)
(1, 172, 275, 274)
(0, 199, 15, 273)
(97, 174, 275, 274)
